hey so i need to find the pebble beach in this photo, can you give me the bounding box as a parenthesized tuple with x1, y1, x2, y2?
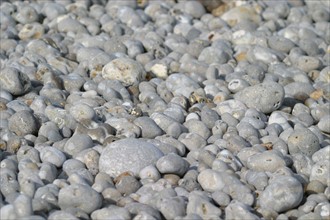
(0, 0, 330, 219)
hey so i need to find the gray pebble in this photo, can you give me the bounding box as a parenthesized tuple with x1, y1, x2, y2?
(157, 196, 186, 219)
(317, 115, 330, 133)
(115, 174, 141, 196)
(63, 133, 93, 157)
(99, 138, 163, 178)
(39, 162, 58, 184)
(48, 211, 79, 220)
(247, 150, 286, 173)
(0, 204, 17, 220)
(91, 206, 131, 220)
(62, 159, 86, 177)
(234, 82, 284, 114)
(125, 202, 162, 219)
(58, 184, 102, 214)
(13, 194, 33, 218)
(179, 133, 207, 151)
(74, 148, 100, 175)
(186, 192, 221, 219)
(260, 176, 303, 212)
(225, 200, 260, 220)
(133, 116, 164, 139)
(212, 191, 231, 207)
(312, 145, 330, 163)
(8, 110, 39, 136)
(102, 57, 145, 86)
(287, 128, 320, 157)
(0, 67, 31, 96)
(184, 119, 211, 140)
(156, 153, 189, 177)
(40, 146, 66, 168)
(310, 160, 330, 186)
(14, 4, 39, 24)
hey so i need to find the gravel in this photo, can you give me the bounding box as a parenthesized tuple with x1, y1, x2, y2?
(0, 0, 329, 219)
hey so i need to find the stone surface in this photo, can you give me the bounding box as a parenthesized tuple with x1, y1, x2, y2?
(99, 138, 164, 177)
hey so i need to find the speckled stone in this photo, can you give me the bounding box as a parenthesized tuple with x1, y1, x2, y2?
(234, 82, 285, 114)
(260, 176, 303, 213)
(99, 138, 164, 178)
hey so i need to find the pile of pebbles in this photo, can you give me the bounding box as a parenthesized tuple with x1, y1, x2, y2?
(0, 0, 330, 219)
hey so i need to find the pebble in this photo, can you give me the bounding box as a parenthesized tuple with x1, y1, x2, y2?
(0, 67, 31, 96)
(39, 146, 66, 168)
(102, 57, 146, 86)
(91, 206, 131, 220)
(99, 138, 164, 177)
(287, 128, 320, 157)
(260, 176, 303, 213)
(156, 153, 190, 177)
(8, 110, 39, 136)
(234, 82, 285, 114)
(247, 150, 286, 172)
(58, 184, 102, 214)
(0, 1, 329, 219)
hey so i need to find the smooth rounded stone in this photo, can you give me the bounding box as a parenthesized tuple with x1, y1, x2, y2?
(102, 57, 145, 86)
(287, 128, 320, 157)
(179, 133, 207, 151)
(306, 180, 326, 195)
(13, 194, 33, 218)
(198, 46, 229, 65)
(143, 139, 178, 156)
(260, 175, 303, 213)
(284, 82, 315, 100)
(74, 149, 100, 176)
(40, 146, 66, 168)
(155, 135, 187, 157)
(268, 35, 295, 53)
(62, 159, 86, 177)
(312, 145, 330, 163)
(215, 100, 247, 120)
(92, 172, 114, 193)
(48, 210, 79, 220)
(99, 138, 164, 178)
(244, 170, 269, 191)
(106, 117, 141, 138)
(38, 162, 58, 183)
(91, 206, 131, 220)
(58, 183, 102, 214)
(8, 110, 39, 136)
(125, 202, 162, 219)
(225, 200, 260, 220)
(221, 5, 261, 26)
(18, 22, 44, 40)
(314, 201, 330, 220)
(0, 67, 31, 96)
(186, 192, 222, 219)
(69, 103, 95, 123)
(163, 107, 185, 124)
(246, 150, 286, 173)
(212, 191, 231, 207)
(165, 73, 200, 98)
(63, 133, 93, 157)
(133, 117, 164, 139)
(56, 15, 88, 35)
(182, 1, 205, 18)
(0, 204, 17, 220)
(16, 145, 40, 163)
(237, 121, 260, 140)
(183, 119, 211, 140)
(234, 82, 284, 114)
(310, 160, 330, 186)
(156, 153, 189, 177)
(197, 169, 225, 192)
(115, 174, 141, 196)
(139, 165, 161, 182)
(295, 56, 322, 73)
(227, 78, 250, 94)
(150, 113, 187, 139)
(14, 4, 39, 24)
(291, 153, 314, 177)
(317, 115, 330, 133)
(156, 196, 186, 219)
(38, 121, 62, 142)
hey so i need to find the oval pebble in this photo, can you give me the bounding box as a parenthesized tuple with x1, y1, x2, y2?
(156, 153, 189, 177)
(8, 110, 39, 136)
(234, 82, 284, 114)
(99, 138, 164, 178)
(260, 176, 303, 213)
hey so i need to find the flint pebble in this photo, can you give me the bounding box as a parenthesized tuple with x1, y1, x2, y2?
(99, 138, 164, 177)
